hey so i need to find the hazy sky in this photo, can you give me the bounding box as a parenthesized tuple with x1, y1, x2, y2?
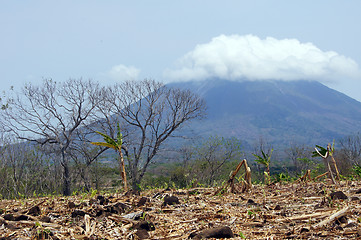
(1, 1, 361, 101)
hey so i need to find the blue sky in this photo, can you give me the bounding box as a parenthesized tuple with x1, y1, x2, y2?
(1, 1, 361, 100)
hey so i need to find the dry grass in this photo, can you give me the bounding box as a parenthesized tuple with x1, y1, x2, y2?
(1, 181, 361, 239)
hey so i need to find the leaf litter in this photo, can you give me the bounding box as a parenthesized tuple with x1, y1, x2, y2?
(1, 181, 361, 239)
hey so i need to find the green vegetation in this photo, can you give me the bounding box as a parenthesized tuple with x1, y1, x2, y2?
(1, 132, 361, 199)
(253, 149, 273, 184)
(1, 78, 361, 199)
(91, 123, 128, 191)
(312, 141, 340, 184)
(1, 133, 361, 199)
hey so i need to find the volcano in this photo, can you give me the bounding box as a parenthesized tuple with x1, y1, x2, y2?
(168, 79, 361, 148)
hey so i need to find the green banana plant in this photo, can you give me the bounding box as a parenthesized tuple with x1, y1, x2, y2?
(91, 123, 128, 191)
(253, 149, 273, 184)
(312, 145, 329, 158)
(312, 140, 339, 183)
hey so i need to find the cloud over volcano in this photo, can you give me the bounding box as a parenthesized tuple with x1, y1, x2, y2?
(164, 34, 360, 83)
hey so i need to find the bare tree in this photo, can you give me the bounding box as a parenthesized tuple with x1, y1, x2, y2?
(100, 79, 206, 190)
(285, 143, 312, 173)
(0, 134, 59, 199)
(0, 78, 102, 195)
(69, 139, 107, 191)
(338, 133, 361, 166)
(192, 136, 243, 185)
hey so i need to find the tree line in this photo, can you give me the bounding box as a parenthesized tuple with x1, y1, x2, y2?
(1, 78, 361, 199)
(143, 135, 361, 189)
(0, 78, 206, 197)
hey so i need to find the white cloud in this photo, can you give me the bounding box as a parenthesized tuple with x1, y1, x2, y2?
(108, 64, 140, 82)
(164, 34, 361, 83)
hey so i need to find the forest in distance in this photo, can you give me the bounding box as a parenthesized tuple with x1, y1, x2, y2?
(0, 78, 361, 199)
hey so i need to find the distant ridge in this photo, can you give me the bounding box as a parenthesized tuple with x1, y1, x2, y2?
(168, 79, 361, 148)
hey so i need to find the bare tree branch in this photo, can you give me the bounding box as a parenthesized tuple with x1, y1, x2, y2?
(0, 78, 102, 195)
(99, 79, 206, 189)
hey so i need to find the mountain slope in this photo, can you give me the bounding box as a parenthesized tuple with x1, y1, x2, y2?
(168, 79, 361, 148)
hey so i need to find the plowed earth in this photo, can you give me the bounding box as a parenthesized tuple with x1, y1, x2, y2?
(1, 181, 361, 239)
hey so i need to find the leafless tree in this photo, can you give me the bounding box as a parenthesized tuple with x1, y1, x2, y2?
(0, 134, 59, 199)
(285, 143, 312, 173)
(334, 134, 361, 175)
(192, 136, 243, 185)
(68, 135, 107, 191)
(338, 133, 361, 166)
(0, 78, 102, 195)
(99, 79, 206, 190)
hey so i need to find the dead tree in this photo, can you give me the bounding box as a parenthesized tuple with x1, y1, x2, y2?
(98, 79, 207, 190)
(0, 78, 102, 195)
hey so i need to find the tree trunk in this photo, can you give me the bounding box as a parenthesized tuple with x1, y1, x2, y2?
(80, 168, 91, 192)
(62, 160, 71, 196)
(131, 165, 141, 191)
(132, 178, 141, 191)
(61, 151, 71, 196)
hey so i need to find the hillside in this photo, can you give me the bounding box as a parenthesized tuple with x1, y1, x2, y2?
(169, 79, 361, 148)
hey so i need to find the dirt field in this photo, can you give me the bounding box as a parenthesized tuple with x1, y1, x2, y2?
(1, 181, 361, 239)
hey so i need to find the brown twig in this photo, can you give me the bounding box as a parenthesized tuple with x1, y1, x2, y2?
(313, 206, 350, 228)
(314, 172, 329, 181)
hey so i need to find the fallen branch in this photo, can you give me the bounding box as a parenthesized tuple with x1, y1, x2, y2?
(313, 206, 350, 228)
(314, 172, 328, 181)
(274, 209, 335, 223)
(6, 220, 62, 229)
(108, 215, 135, 224)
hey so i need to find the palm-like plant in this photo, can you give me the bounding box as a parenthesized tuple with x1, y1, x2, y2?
(91, 123, 128, 191)
(253, 149, 273, 184)
(312, 141, 340, 183)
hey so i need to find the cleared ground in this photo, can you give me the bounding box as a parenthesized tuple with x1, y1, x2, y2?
(1, 181, 361, 239)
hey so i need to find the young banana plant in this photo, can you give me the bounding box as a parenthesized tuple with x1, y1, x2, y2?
(253, 149, 273, 184)
(312, 141, 340, 184)
(91, 123, 128, 191)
